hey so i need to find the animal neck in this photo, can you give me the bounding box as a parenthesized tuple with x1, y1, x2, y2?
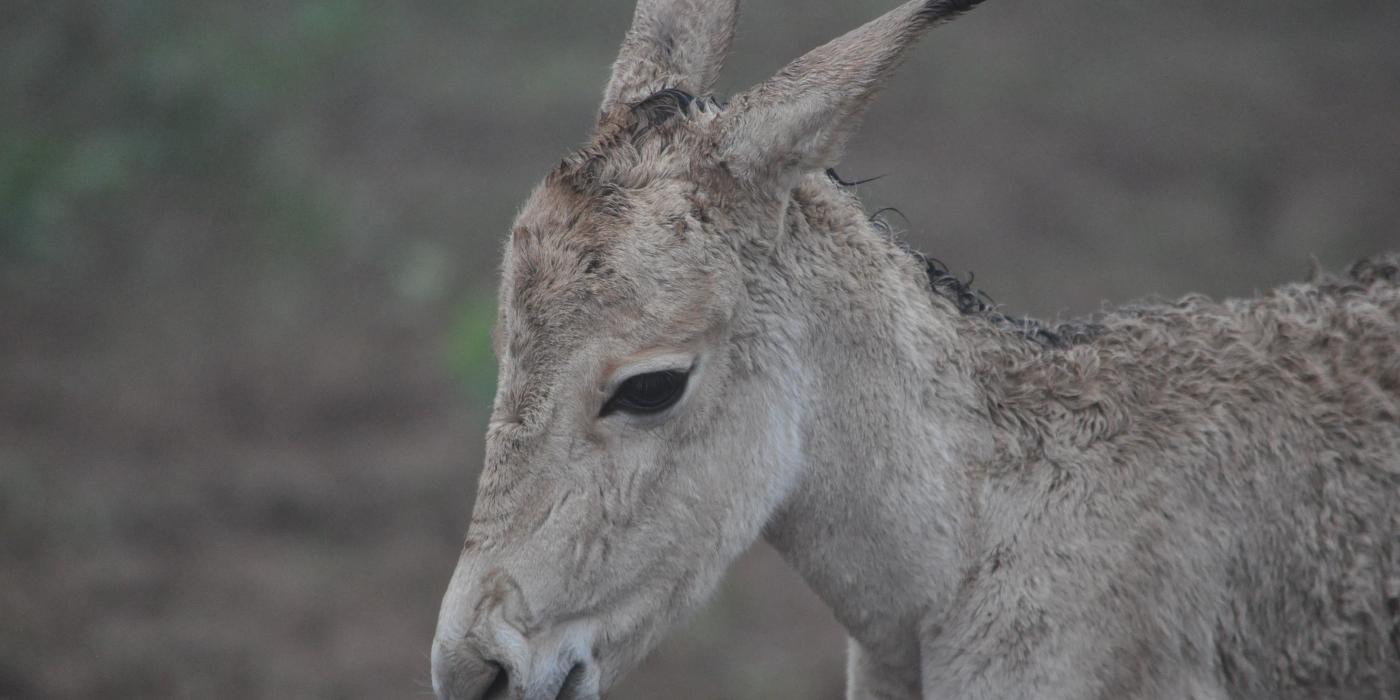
(755, 178, 1004, 685)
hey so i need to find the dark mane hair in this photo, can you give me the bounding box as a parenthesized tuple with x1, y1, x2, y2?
(631, 88, 698, 125)
(627, 88, 720, 142)
(858, 195, 1102, 349)
(552, 88, 717, 191)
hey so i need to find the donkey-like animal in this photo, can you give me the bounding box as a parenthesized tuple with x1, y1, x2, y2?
(432, 1, 1400, 698)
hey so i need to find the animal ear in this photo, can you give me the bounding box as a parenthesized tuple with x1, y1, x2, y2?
(600, 0, 740, 116)
(717, 0, 986, 184)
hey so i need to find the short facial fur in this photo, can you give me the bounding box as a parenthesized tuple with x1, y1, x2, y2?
(432, 2, 1400, 699)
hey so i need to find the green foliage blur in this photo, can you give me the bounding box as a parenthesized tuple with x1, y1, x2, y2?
(0, 1, 368, 268)
(449, 294, 498, 403)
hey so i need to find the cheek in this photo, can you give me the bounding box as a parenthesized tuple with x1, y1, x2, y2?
(714, 394, 804, 501)
(659, 388, 804, 542)
(592, 364, 804, 552)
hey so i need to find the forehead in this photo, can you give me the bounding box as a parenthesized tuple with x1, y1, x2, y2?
(501, 175, 721, 361)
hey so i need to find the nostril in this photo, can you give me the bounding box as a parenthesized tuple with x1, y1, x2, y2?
(557, 662, 587, 699)
(482, 661, 509, 700)
(433, 643, 511, 700)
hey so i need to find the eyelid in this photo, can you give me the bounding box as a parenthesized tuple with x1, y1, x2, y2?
(603, 353, 695, 395)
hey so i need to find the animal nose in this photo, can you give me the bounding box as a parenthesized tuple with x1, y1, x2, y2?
(431, 637, 512, 700)
(432, 629, 600, 700)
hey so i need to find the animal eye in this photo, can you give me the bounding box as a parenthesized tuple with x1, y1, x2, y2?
(602, 370, 688, 416)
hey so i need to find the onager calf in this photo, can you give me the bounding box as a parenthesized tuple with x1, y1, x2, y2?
(432, 1, 1400, 697)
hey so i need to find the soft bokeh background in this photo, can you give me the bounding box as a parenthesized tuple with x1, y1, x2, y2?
(2, 0, 1397, 697)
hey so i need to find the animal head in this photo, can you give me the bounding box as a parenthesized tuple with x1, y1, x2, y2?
(432, 2, 985, 698)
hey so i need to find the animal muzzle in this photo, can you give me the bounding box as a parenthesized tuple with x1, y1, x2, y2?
(430, 624, 600, 700)
(431, 559, 601, 700)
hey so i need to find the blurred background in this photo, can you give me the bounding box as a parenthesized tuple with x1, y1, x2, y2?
(1, 0, 1397, 697)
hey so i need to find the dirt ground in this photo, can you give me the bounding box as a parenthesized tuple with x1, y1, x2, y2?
(2, 1, 1398, 698)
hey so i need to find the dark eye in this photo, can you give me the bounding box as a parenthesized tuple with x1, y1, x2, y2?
(602, 370, 689, 416)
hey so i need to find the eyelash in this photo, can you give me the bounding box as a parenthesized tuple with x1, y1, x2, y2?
(600, 370, 690, 416)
